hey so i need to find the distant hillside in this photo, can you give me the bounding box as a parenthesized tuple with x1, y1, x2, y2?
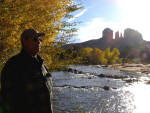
(63, 28, 150, 63)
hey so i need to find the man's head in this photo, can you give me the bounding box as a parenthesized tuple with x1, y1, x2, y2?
(21, 29, 45, 56)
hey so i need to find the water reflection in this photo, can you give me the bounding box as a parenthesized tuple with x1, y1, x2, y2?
(51, 66, 150, 113)
(127, 83, 150, 113)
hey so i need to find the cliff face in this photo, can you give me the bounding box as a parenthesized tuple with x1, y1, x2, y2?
(63, 28, 146, 51)
(63, 28, 114, 50)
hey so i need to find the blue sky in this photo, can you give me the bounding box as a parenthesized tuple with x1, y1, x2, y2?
(68, 0, 150, 42)
(79, 0, 121, 22)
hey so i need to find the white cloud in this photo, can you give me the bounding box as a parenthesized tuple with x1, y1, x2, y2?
(77, 18, 124, 42)
(67, 9, 87, 22)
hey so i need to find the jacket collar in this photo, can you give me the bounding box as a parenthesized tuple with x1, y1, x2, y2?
(20, 49, 43, 65)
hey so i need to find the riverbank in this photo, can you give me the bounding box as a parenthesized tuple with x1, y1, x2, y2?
(103, 63, 150, 74)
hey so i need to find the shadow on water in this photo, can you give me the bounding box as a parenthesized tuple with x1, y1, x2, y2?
(51, 65, 150, 113)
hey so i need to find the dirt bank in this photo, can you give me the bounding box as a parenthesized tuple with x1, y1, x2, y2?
(107, 64, 150, 74)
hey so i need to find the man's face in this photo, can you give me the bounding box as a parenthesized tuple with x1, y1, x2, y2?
(23, 36, 42, 56)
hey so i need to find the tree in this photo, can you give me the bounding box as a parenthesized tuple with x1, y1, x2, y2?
(0, 0, 82, 71)
(104, 48, 112, 64)
(92, 48, 108, 65)
(104, 48, 121, 64)
(79, 47, 93, 64)
(110, 48, 120, 64)
(99, 51, 108, 65)
(77, 47, 121, 65)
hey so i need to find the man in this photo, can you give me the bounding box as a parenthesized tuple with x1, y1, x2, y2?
(1, 29, 53, 113)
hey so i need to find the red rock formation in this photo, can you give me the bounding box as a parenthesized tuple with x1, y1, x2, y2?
(115, 31, 119, 40)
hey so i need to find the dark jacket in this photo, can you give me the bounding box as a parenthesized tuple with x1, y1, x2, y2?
(1, 49, 52, 113)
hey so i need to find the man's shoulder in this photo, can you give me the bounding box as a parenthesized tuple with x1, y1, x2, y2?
(5, 53, 22, 67)
(1, 53, 23, 76)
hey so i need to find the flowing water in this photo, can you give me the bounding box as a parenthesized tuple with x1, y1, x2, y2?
(50, 65, 150, 113)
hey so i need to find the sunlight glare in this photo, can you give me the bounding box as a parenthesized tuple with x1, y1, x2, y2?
(116, 0, 150, 40)
(127, 83, 150, 113)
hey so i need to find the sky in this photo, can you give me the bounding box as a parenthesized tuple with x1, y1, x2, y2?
(68, 0, 150, 42)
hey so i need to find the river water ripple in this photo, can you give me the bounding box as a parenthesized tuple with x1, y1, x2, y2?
(50, 65, 150, 113)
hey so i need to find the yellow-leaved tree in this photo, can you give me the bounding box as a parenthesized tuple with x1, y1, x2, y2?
(104, 48, 121, 64)
(80, 47, 93, 63)
(90, 48, 102, 64)
(109, 48, 121, 64)
(104, 48, 112, 64)
(90, 48, 107, 65)
(77, 47, 121, 65)
(0, 0, 82, 71)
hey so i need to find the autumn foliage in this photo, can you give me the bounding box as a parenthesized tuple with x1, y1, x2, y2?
(78, 47, 121, 65)
(0, 0, 82, 71)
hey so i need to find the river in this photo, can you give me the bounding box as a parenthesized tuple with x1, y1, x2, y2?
(50, 65, 150, 113)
